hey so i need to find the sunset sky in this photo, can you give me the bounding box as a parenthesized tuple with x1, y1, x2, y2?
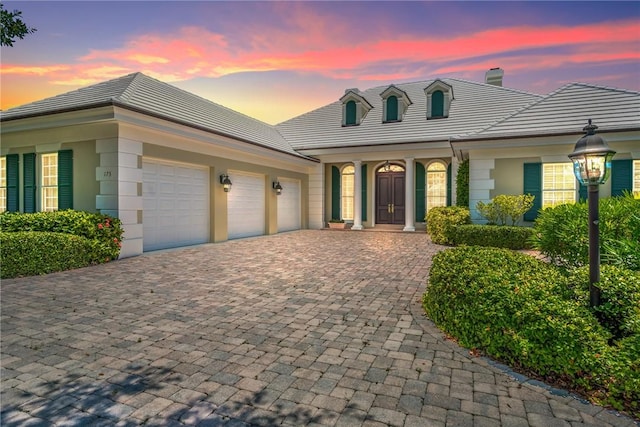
(1, 1, 639, 124)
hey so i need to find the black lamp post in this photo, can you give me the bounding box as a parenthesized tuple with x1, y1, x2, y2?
(568, 119, 616, 307)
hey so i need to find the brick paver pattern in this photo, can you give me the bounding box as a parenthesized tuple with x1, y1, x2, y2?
(1, 230, 637, 426)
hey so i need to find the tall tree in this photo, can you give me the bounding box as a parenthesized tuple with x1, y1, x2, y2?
(1, 3, 36, 47)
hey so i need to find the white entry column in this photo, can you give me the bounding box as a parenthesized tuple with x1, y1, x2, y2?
(352, 160, 363, 230)
(403, 157, 415, 231)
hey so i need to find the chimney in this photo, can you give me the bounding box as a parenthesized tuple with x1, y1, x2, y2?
(485, 68, 504, 86)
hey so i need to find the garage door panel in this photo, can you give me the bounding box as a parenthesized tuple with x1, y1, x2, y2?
(227, 172, 265, 239)
(143, 159, 210, 251)
(277, 178, 301, 232)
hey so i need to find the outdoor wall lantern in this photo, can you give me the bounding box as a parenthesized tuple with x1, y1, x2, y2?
(220, 174, 232, 192)
(568, 119, 616, 307)
(273, 181, 283, 195)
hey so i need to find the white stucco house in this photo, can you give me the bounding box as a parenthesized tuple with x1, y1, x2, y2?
(1, 69, 638, 257)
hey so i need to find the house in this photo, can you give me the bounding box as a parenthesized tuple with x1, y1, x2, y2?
(1, 70, 638, 257)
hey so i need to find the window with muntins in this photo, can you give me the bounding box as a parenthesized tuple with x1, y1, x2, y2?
(386, 95, 398, 122)
(42, 153, 58, 212)
(542, 163, 576, 208)
(426, 162, 447, 212)
(341, 165, 355, 220)
(0, 157, 6, 213)
(345, 101, 357, 126)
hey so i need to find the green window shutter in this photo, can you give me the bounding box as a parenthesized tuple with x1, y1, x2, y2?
(447, 163, 452, 206)
(386, 96, 398, 121)
(58, 149, 73, 210)
(331, 166, 340, 219)
(415, 162, 425, 221)
(361, 164, 367, 222)
(523, 163, 542, 221)
(23, 153, 37, 213)
(432, 90, 444, 117)
(345, 101, 356, 125)
(611, 159, 632, 196)
(578, 184, 587, 202)
(6, 154, 19, 212)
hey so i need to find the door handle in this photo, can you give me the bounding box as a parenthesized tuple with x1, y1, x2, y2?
(388, 204, 391, 213)
(391, 204, 395, 213)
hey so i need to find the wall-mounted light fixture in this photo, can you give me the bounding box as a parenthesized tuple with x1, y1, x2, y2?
(220, 174, 232, 192)
(273, 181, 283, 195)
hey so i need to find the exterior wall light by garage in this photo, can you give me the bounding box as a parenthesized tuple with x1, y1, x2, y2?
(220, 174, 232, 192)
(273, 181, 283, 195)
(568, 119, 616, 307)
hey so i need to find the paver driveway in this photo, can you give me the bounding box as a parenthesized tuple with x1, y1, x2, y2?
(1, 230, 636, 426)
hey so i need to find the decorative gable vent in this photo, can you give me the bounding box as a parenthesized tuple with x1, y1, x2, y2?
(424, 80, 454, 119)
(380, 85, 412, 123)
(340, 90, 373, 126)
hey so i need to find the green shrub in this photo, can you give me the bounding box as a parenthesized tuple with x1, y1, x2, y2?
(530, 194, 640, 270)
(598, 335, 640, 413)
(424, 246, 609, 376)
(449, 224, 534, 249)
(0, 210, 123, 263)
(426, 206, 470, 245)
(1, 231, 93, 278)
(456, 159, 469, 207)
(569, 265, 640, 339)
(476, 194, 534, 225)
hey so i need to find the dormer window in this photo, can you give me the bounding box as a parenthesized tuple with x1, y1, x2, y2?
(340, 89, 373, 126)
(380, 85, 412, 123)
(425, 80, 454, 119)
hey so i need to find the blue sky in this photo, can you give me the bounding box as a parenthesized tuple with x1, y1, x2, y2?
(2, 1, 639, 123)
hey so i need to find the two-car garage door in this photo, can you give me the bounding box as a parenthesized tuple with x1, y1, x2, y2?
(143, 159, 209, 251)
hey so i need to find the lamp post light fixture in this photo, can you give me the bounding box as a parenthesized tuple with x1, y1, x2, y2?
(273, 181, 283, 195)
(568, 119, 616, 307)
(220, 174, 232, 192)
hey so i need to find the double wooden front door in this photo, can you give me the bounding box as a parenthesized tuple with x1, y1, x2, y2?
(376, 171, 405, 224)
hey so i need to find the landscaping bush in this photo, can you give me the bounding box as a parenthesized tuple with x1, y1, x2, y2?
(0, 210, 123, 278)
(456, 159, 469, 207)
(1, 231, 93, 278)
(423, 246, 639, 417)
(569, 265, 640, 340)
(426, 206, 470, 245)
(448, 224, 534, 249)
(476, 194, 534, 225)
(530, 194, 640, 270)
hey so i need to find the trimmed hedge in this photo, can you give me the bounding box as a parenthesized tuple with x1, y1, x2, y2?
(449, 224, 534, 249)
(1, 231, 93, 278)
(426, 206, 470, 245)
(423, 246, 639, 417)
(0, 210, 123, 278)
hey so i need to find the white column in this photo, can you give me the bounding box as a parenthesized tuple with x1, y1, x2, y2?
(96, 138, 143, 258)
(404, 157, 415, 231)
(352, 160, 363, 230)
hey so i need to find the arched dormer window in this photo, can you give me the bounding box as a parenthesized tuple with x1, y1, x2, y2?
(432, 90, 444, 117)
(380, 85, 412, 123)
(425, 80, 454, 119)
(340, 89, 373, 127)
(386, 96, 398, 122)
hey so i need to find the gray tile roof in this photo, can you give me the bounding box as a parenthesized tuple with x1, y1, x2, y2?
(276, 78, 542, 150)
(1, 73, 306, 159)
(465, 83, 640, 139)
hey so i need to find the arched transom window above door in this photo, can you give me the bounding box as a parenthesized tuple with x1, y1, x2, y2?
(377, 162, 405, 173)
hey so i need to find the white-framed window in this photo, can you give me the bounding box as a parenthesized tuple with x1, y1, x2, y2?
(542, 162, 576, 208)
(0, 156, 6, 213)
(426, 161, 447, 212)
(42, 153, 58, 212)
(634, 160, 640, 198)
(341, 165, 355, 220)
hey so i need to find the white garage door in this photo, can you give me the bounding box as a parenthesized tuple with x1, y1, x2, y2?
(277, 178, 301, 232)
(143, 159, 209, 251)
(227, 171, 265, 239)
